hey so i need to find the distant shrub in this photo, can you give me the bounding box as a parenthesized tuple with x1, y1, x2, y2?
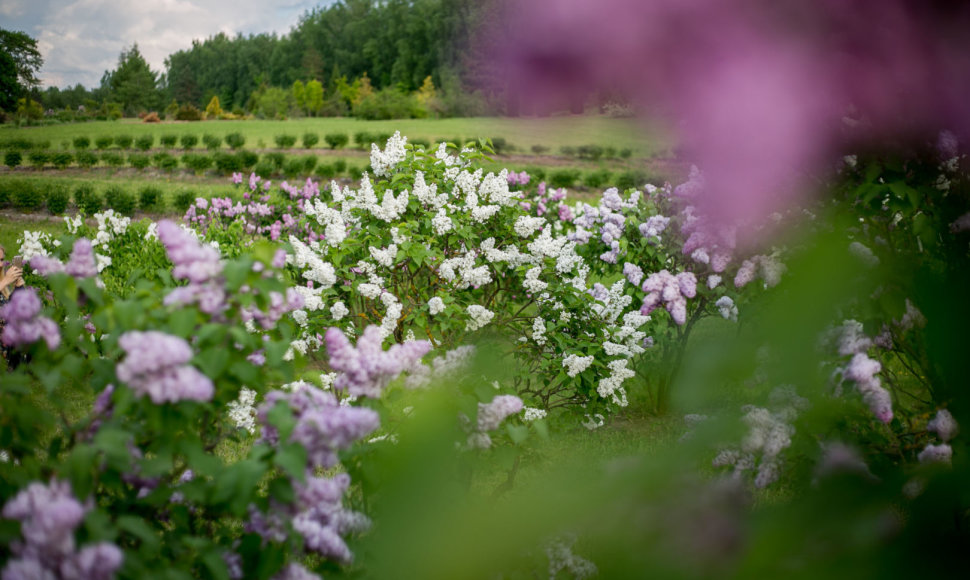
(302, 155, 318, 173)
(28, 151, 50, 168)
(253, 160, 275, 177)
(333, 159, 347, 174)
(324, 132, 349, 149)
(100, 152, 125, 167)
(410, 138, 431, 150)
(4, 150, 22, 168)
(134, 134, 154, 151)
(354, 88, 419, 120)
(619, 148, 633, 159)
(153, 152, 178, 171)
(202, 134, 223, 150)
(602, 146, 617, 159)
(46, 186, 70, 215)
(302, 132, 320, 148)
(583, 169, 612, 189)
(173, 191, 195, 213)
(347, 164, 365, 180)
(128, 154, 151, 170)
(264, 152, 286, 169)
(180, 134, 199, 149)
(577, 144, 604, 161)
(238, 150, 259, 169)
(225, 132, 246, 150)
(75, 151, 98, 168)
(274, 134, 297, 148)
(159, 134, 178, 147)
(74, 184, 102, 214)
(1, 137, 37, 151)
(182, 153, 213, 173)
(549, 168, 580, 189)
(138, 185, 164, 211)
(615, 169, 651, 190)
(531, 144, 550, 155)
(114, 134, 134, 149)
(559, 145, 576, 157)
(94, 136, 114, 149)
(353, 132, 374, 149)
(142, 111, 161, 123)
(490, 137, 511, 155)
(12, 181, 45, 212)
(526, 167, 546, 182)
(175, 104, 203, 121)
(72, 136, 91, 149)
(314, 163, 335, 178)
(214, 152, 244, 174)
(104, 185, 136, 216)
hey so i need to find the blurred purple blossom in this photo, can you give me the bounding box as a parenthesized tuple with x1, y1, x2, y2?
(325, 326, 431, 399)
(0, 287, 60, 350)
(116, 330, 214, 404)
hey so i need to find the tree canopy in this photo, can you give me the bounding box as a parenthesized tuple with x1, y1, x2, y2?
(0, 28, 43, 111)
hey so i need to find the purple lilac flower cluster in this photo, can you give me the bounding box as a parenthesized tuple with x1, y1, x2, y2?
(842, 353, 892, 424)
(325, 326, 432, 398)
(507, 170, 531, 186)
(2, 479, 122, 580)
(256, 384, 380, 469)
(30, 238, 100, 279)
(157, 220, 227, 314)
(466, 394, 524, 449)
(521, 181, 569, 221)
(116, 330, 214, 404)
(0, 287, 60, 350)
(242, 288, 305, 330)
(640, 270, 698, 325)
(918, 409, 959, 466)
(569, 188, 640, 263)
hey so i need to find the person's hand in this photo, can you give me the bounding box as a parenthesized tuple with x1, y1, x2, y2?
(1, 266, 22, 288)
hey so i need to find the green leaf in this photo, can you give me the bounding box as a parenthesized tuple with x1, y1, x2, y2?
(223, 258, 253, 290)
(268, 476, 295, 504)
(201, 550, 231, 580)
(274, 443, 307, 482)
(168, 308, 197, 337)
(117, 515, 161, 554)
(230, 360, 259, 384)
(506, 424, 529, 444)
(196, 347, 230, 378)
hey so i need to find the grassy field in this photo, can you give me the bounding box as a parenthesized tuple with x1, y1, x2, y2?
(0, 116, 673, 157)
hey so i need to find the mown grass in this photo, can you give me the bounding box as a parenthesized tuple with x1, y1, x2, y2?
(1, 116, 672, 158)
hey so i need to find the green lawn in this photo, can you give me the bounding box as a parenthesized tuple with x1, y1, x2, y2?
(1, 115, 672, 158)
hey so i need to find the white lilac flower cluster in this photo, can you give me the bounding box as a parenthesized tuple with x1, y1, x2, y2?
(825, 320, 894, 424)
(544, 534, 598, 580)
(466, 394, 524, 449)
(228, 387, 258, 433)
(713, 386, 810, 488)
(919, 409, 959, 466)
(733, 253, 786, 289)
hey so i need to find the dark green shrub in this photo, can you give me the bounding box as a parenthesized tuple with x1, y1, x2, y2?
(4, 150, 22, 168)
(525, 167, 546, 182)
(374, 133, 392, 146)
(583, 169, 612, 189)
(72, 136, 91, 149)
(274, 134, 297, 149)
(264, 152, 286, 169)
(51, 152, 74, 169)
(577, 144, 604, 161)
(615, 169, 650, 190)
(347, 164, 365, 180)
(175, 104, 203, 121)
(283, 158, 304, 177)
(253, 161, 275, 178)
(603, 146, 617, 159)
(12, 181, 45, 212)
(114, 134, 134, 149)
(101, 152, 124, 167)
(0, 185, 9, 207)
(46, 186, 69, 215)
(315, 163, 335, 178)
(173, 191, 195, 213)
(353, 88, 419, 120)
(214, 152, 244, 174)
(134, 134, 154, 151)
(238, 150, 259, 169)
(182, 153, 213, 173)
(324, 133, 349, 149)
(138, 186, 164, 211)
(333, 159, 348, 174)
(153, 152, 178, 171)
(549, 168, 580, 189)
(180, 134, 199, 149)
(159, 134, 178, 147)
(301, 155, 318, 173)
(2, 137, 37, 150)
(531, 144, 550, 155)
(225, 132, 246, 150)
(104, 185, 136, 216)
(490, 137, 511, 155)
(128, 154, 151, 170)
(619, 148, 633, 159)
(410, 138, 431, 151)
(94, 136, 114, 149)
(202, 134, 223, 150)
(74, 184, 102, 214)
(559, 145, 576, 157)
(75, 151, 98, 168)
(302, 132, 320, 148)
(28, 151, 50, 168)
(353, 132, 373, 149)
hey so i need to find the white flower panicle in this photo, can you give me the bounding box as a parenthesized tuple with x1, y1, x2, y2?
(370, 131, 408, 178)
(465, 305, 494, 331)
(563, 354, 594, 377)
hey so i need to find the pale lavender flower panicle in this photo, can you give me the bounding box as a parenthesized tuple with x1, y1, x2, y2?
(325, 326, 431, 398)
(918, 443, 952, 465)
(0, 288, 60, 350)
(272, 563, 322, 580)
(734, 259, 757, 288)
(64, 238, 99, 279)
(157, 220, 222, 284)
(843, 353, 893, 424)
(640, 270, 696, 325)
(30, 254, 66, 276)
(116, 331, 214, 404)
(623, 263, 644, 286)
(60, 543, 124, 580)
(3, 480, 85, 559)
(927, 409, 959, 442)
(477, 395, 524, 432)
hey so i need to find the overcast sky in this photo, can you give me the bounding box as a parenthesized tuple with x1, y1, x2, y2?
(0, 0, 332, 89)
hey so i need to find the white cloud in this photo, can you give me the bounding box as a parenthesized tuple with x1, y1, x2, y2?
(7, 0, 326, 88)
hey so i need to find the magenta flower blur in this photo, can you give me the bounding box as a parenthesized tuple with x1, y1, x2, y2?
(157, 220, 222, 284)
(0, 287, 60, 350)
(843, 353, 893, 424)
(116, 331, 214, 404)
(65, 238, 99, 278)
(325, 326, 431, 398)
